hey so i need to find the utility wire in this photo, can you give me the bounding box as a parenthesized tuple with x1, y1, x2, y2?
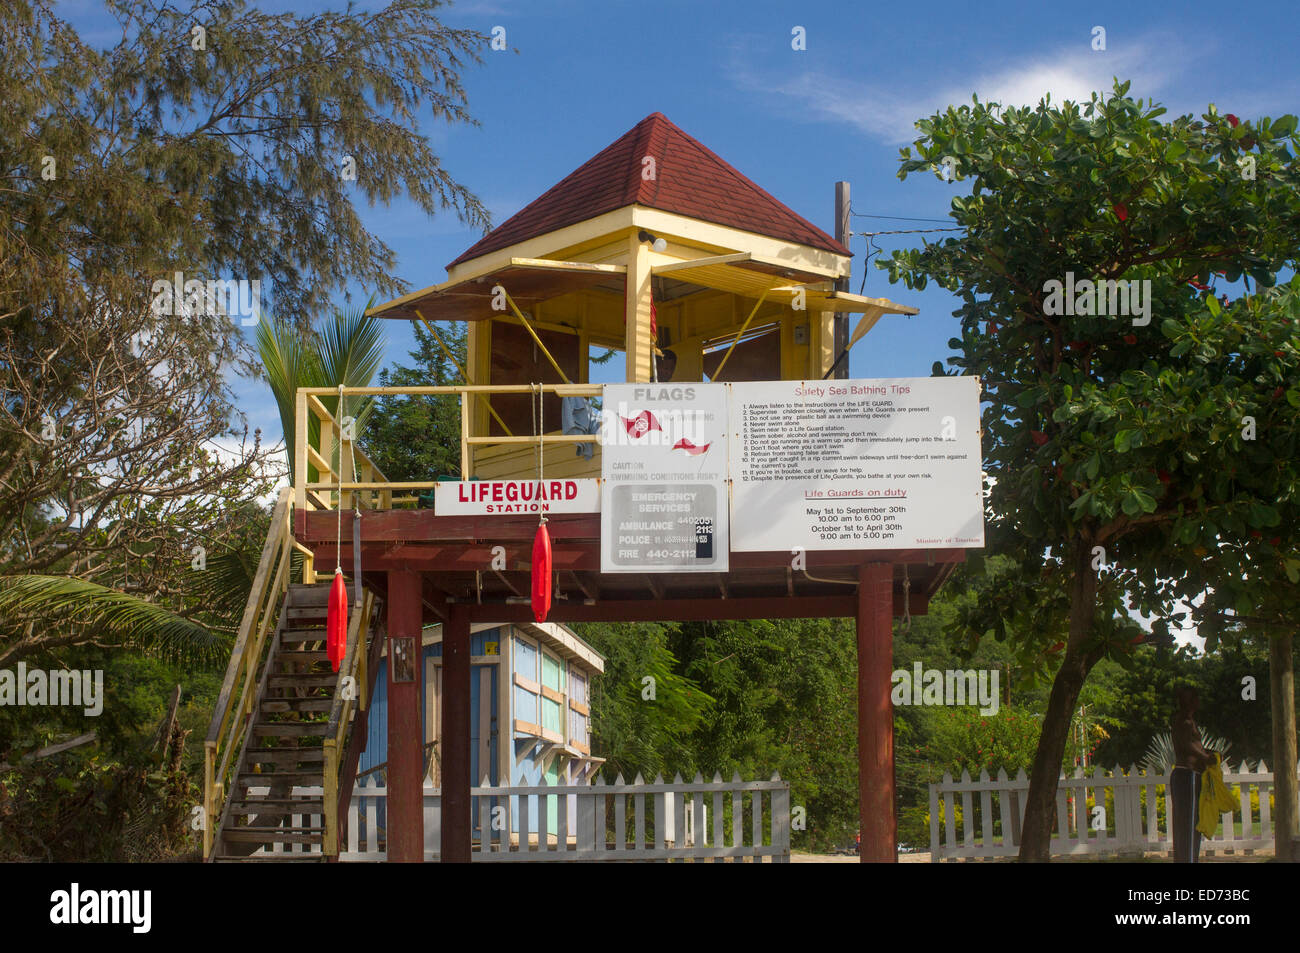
(849, 211, 955, 224)
(853, 227, 962, 294)
(856, 226, 965, 236)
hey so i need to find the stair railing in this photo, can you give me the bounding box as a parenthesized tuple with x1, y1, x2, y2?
(323, 586, 376, 857)
(203, 486, 295, 858)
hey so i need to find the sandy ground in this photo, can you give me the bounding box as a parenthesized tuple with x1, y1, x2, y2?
(790, 849, 1274, 863)
(791, 851, 933, 862)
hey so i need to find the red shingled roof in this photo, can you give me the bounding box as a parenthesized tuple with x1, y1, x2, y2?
(448, 113, 850, 269)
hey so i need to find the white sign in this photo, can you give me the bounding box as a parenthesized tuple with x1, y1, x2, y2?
(434, 479, 599, 516)
(728, 377, 984, 551)
(600, 383, 729, 572)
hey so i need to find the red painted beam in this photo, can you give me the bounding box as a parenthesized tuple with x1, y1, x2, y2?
(386, 570, 425, 863)
(468, 595, 860, 623)
(297, 512, 968, 570)
(857, 562, 896, 863)
(441, 603, 472, 863)
(307, 539, 965, 576)
(299, 510, 599, 543)
(312, 543, 599, 573)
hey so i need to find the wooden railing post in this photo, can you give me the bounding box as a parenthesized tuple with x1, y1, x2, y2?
(771, 773, 790, 862)
(323, 739, 338, 857)
(460, 392, 470, 479)
(203, 742, 215, 858)
(294, 388, 309, 512)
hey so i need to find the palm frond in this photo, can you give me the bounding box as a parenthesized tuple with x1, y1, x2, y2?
(315, 301, 384, 434)
(255, 303, 387, 480)
(0, 575, 227, 665)
(186, 549, 261, 621)
(256, 314, 322, 482)
(1142, 729, 1232, 774)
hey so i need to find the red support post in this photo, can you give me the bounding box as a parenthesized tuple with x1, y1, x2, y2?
(857, 562, 896, 862)
(441, 602, 472, 863)
(386, 569, 425, 862)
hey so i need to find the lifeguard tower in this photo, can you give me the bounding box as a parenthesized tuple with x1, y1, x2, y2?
(203, 113, 968, 863)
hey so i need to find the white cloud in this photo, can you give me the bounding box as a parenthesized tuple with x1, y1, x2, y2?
(728, 31, 1269, 145)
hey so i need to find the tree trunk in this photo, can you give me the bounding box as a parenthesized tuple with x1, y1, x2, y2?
(1269, 630, 1297, 862)
(1018, 539, 1099, 862)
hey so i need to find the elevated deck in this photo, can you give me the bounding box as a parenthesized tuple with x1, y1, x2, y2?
(296, 508, 961, 625)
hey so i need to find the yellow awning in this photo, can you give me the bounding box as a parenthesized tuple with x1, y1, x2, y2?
(803, 290, 919, 316)
(367, 258, 626, 322)
(652, 253, 918, 317)
(652, 252, 832, 300)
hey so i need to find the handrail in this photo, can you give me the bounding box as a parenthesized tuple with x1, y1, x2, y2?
(203, 486, 293, 858)
(322, 586, 374, 857)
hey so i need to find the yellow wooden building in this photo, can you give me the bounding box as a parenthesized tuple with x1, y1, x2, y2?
(366, 112, 917, 481)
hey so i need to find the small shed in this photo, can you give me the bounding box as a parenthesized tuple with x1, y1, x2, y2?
(357, 620, 605, 834)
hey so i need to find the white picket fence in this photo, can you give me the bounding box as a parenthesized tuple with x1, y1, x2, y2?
(248, 772, 790, 862)
(928, 761, 1300, 861)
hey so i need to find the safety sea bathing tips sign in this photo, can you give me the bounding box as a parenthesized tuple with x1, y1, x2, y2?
(727, 377, 984, 552)
(600, 383, 729, 573)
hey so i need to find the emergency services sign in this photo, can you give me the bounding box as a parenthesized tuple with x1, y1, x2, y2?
(600, 383, 729, 573)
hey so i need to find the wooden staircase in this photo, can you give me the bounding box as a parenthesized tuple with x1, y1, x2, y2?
(210, 581, 381, 862)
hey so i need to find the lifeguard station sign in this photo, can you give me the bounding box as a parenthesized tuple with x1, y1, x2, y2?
(598, 376, 983, 570)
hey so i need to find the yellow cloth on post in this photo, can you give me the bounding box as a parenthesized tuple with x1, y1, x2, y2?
(1197, 753, 1239, 838)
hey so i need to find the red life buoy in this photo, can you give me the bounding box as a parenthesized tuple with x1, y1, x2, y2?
(532, 522, 552, 623)
(327, 568, 348, 672)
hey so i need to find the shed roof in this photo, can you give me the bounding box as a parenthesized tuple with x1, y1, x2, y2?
(448, 112, 850, 269)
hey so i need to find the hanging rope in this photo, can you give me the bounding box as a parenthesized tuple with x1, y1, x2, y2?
(344, 390, 363, 605)
(534, 382, 547, 527)
(335, 384, 345, 573)
(326, 384, 350, 673)
(530, 382, 553, 622)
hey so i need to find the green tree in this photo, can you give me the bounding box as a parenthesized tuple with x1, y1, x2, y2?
(881, 81, 1300, 860)
(574, 621, 713, 782)
(1, 0, 487, 662)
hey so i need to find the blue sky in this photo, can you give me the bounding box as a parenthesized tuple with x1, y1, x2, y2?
(60, 0, 1300, 449)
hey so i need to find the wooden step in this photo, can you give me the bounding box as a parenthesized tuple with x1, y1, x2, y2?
(290, 585, 358, 607)
(229, 796, 325, 812)
(251, 722, 331, 737)
(247, 746, 325, 764)
(277, 650, 330, 663)
(263, 684, 331, 695)
(237, 769, 324, 785)
(213, 854, 324, 863)
(260, 698, 333, 714)
(268, 673, 338, 689)
(285, 606, 333, 621)
(281, 629, 327, 644)
(223, 828, 324, 844)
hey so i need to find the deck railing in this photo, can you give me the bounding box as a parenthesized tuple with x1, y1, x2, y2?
(246, 773, 791, 863)
(293, 384, 602, 514)
(929, 761, 1300, 860)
